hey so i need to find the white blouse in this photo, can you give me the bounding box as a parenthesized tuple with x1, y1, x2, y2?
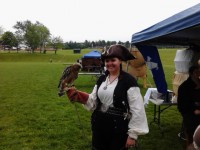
(83, 77, 149, 140)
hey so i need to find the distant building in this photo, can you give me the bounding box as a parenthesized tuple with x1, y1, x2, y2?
(73, 48, 81, 54)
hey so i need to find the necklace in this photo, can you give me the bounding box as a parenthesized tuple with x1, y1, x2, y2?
(103, 75, 118, 90)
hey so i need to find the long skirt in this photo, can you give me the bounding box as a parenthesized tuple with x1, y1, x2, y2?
(91, 111, 129, 150)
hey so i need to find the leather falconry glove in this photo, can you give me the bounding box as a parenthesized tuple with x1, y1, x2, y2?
(65, 88, 89, 104)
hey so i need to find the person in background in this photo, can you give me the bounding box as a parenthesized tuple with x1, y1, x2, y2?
(65, 44, 149, 150)
(177, 65, 200, 149)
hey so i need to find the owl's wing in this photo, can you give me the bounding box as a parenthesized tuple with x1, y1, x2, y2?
(58, 66, 71, 88)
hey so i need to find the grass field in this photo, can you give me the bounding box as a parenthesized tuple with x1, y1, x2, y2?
(0, 48, 186, 150)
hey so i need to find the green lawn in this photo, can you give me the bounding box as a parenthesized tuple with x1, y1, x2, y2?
(0, 48, 186, 150)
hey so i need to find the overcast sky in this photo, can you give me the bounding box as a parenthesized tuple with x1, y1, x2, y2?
(0, 0, 199, 42)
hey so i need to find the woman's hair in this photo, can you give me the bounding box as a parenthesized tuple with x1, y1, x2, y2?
(189, 65, 200, 75)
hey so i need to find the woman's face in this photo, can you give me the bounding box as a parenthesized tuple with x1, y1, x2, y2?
(104, 57, 121, 74)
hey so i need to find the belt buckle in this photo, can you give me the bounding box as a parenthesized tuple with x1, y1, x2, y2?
(123, 112, 132, 120)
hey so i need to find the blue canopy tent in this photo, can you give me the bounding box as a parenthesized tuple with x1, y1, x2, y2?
(82, 50, 101, 58)
(132, 3, 200, 46)
(131, 3, 200, 96)
(81, 50, 102, 72)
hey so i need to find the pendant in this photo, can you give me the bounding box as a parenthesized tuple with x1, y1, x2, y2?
(103, 86, 107, 90)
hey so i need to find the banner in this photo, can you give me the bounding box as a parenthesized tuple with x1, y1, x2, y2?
(136, 45, 167, 94)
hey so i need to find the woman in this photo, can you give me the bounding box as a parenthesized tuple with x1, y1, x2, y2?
(66, 44, 149, 150)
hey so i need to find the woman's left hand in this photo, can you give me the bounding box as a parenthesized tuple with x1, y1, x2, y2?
(125, 136, 136, 149)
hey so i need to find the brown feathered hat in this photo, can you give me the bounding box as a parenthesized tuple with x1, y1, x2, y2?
(101, 44, 135, 61)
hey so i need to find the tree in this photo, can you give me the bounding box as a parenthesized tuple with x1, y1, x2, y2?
(35, 21, 50, 53)
(0, 26, 4, 38)
(1, 31, 18, 51)
(125, 41, 130, 48)
(84, 40, 91, 48)
(13, 20, 50, 53)
(50, 36, 64, 53)
(25, 24, 40, 52)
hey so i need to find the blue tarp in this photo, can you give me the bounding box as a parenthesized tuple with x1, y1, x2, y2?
(131, 3, 200, 94)
(131, 3, 200, 46)
(82, 50, 101, 58)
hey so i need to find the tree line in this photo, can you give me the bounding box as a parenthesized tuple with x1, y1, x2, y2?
(0, 21, 63, 53)
(0, 21, 131, 53)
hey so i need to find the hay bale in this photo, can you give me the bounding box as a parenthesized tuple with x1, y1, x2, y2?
(122, 48, 147, 88)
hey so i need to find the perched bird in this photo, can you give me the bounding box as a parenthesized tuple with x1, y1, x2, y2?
(58, 63, 82, 97)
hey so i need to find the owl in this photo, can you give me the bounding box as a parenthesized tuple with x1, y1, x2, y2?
(58, 63, 82, 97)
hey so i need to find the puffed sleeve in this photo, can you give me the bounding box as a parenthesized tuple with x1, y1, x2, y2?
(127, 87, 149, 140)
(83, 85, 98, 111)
